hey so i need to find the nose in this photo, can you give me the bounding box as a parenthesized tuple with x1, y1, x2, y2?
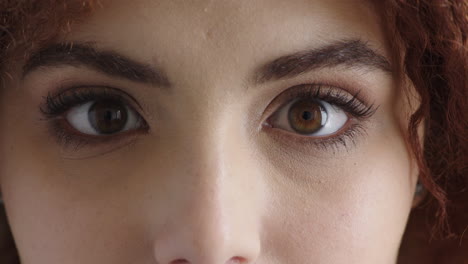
(152, 127, 262, 264)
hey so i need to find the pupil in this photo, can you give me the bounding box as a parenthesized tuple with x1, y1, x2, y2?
(88, 100, 128, 134)
(302, 111, 313, 120)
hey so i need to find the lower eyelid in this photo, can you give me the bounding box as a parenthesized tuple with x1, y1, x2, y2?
(262, 117, 366, 152)
(48, 122, 147, 161)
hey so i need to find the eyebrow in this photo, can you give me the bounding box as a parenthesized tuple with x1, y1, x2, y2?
(22, 42, 171, 87)
(252, 39, 392, 85)
(23, 39, 391, 88)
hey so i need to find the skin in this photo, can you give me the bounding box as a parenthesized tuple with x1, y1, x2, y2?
(0, 0, 421, 263)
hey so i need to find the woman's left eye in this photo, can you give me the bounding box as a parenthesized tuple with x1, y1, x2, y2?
(268, 98, 348, 136)
(66, 100, 144, 135)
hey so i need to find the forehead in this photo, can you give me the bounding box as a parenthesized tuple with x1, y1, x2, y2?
(65, 0, 388, 86)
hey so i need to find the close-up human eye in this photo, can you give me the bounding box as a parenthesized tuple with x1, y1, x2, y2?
(263, 84, 376, 148)
(66, 100, 143, 135)
(40, 87, 148, 147)
(268, 93, 348, 137)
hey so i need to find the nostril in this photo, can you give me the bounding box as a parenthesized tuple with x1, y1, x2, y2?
(229, 256, 247, 264)
(170, 259, 189, 264)
(168, 256, 246, 264)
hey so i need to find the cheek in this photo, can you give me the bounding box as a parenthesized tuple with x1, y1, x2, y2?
(0, 126, 158, 263)
(259, 133, 415, 262)
(1, 160, 156, 263)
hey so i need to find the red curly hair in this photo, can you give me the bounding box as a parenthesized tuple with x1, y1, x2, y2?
(0, 0, 467, 263)
(379, 0, 467, 228)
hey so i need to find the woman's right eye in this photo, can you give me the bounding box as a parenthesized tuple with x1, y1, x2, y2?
(66, 100, 144, 135)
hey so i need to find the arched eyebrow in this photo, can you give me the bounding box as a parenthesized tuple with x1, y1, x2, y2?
(251, 39, 392, 85)
(22, 39, 391, 89)
(22, 42, 172, 88)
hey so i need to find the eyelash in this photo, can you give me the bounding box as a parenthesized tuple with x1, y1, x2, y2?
(40, 87, 147, 148)
(263, 83, 377, 151)
(40, 84, 376, 152)
(270, 84, 376, 119)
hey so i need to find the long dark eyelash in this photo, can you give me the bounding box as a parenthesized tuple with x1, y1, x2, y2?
(285, 84, 378, 119)
(310, 123, 367, 153)
(265, 120, 367, 154)
(40, 88, 129, 119)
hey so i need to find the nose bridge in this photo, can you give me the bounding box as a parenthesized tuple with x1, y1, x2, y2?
(152, 112, 262, 264)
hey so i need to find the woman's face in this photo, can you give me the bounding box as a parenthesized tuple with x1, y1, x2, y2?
(0, 0, 419, 263)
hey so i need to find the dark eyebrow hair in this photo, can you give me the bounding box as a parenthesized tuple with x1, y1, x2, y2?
(22, 42, 171, 87)
(23, 40, 390, 89)
(252, 39, 392, 85)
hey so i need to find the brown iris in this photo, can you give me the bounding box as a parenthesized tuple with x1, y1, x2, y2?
(288, 99, 325, 134)
(88, 100, 128, 134)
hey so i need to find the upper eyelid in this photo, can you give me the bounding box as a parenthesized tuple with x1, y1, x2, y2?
(262, 83, 376, 120)
(41, 86, 146, 116)
(290, 84, 371, 107)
